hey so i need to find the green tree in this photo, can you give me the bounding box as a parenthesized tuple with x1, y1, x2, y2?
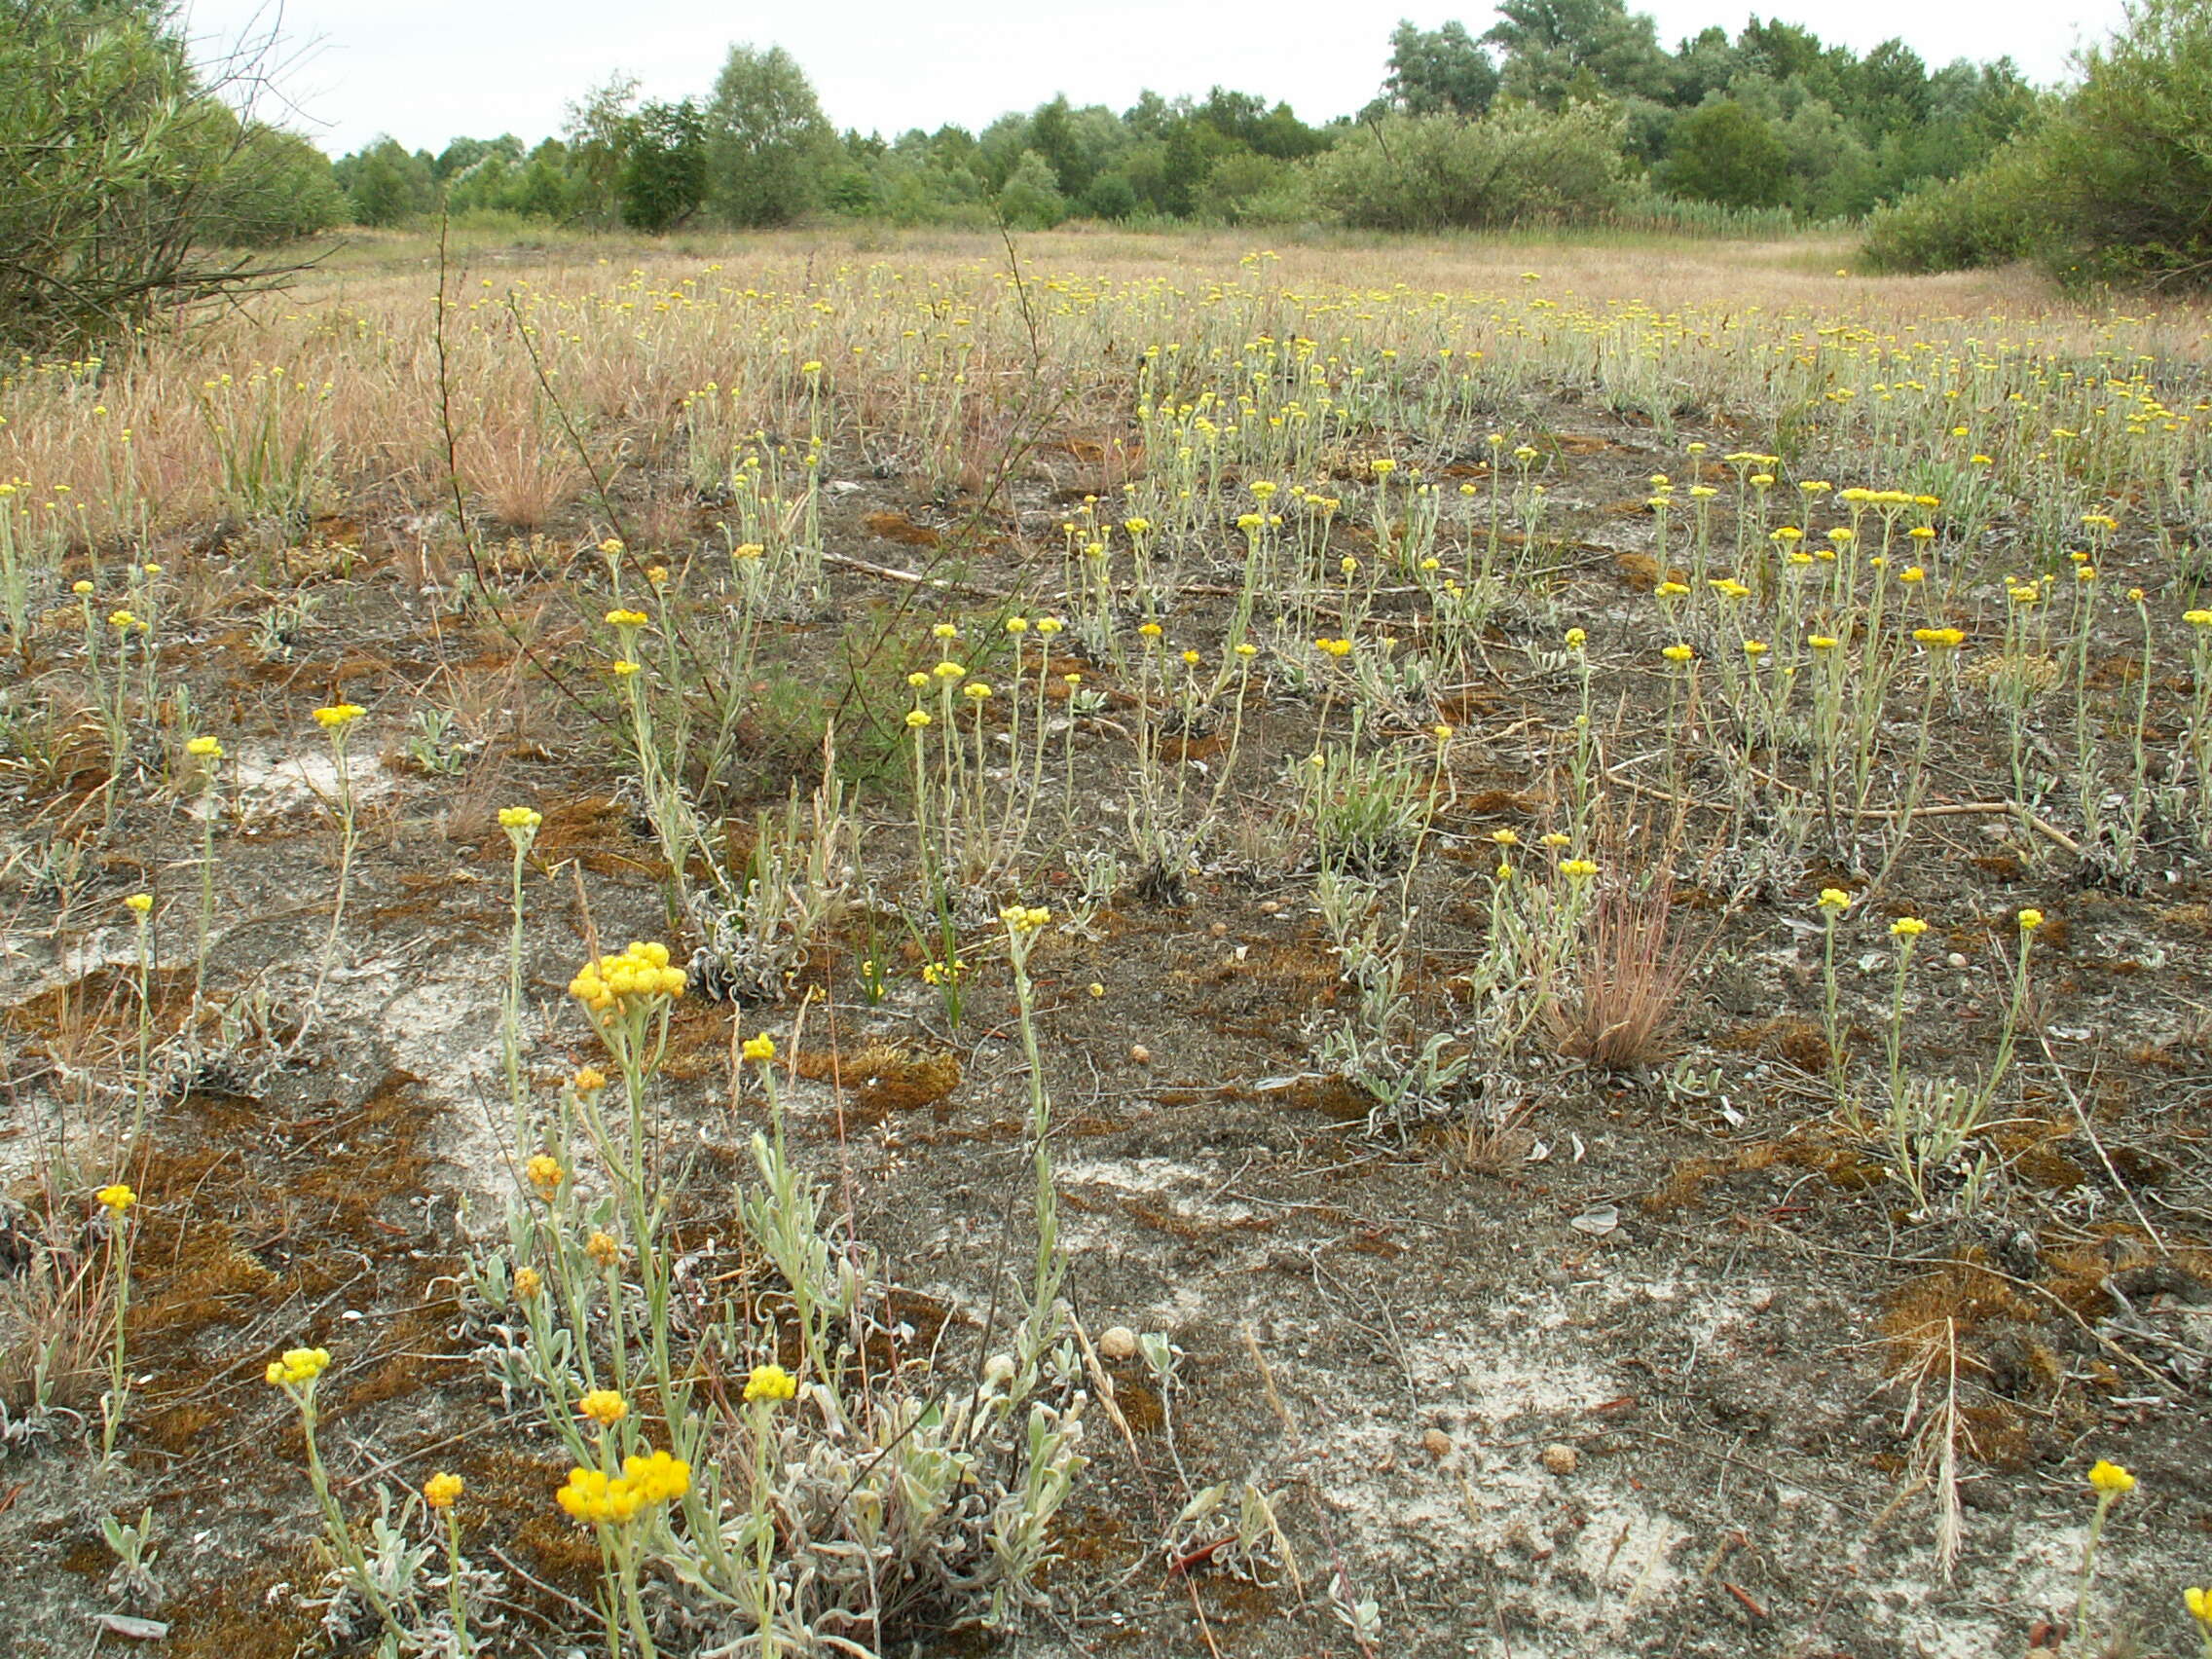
(619, 99, 706, 232)
(565, 74, 640, 223)
(704, 44, 832, 226)
(337, 137, 437, 226)
(996, 149, 1066, 228)
(1380, 20, 1499, 116)
(1485, 0, 1672, 104)
(1660, 97, 1788, 206)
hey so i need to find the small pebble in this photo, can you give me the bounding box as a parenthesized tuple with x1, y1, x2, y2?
(1209, 921, 1228, 938)
(1259, 900, 1280, 915)
(1421, 1427, 1454, 1460)
(1129, 1044, 1151, 1064)
(1947, 952, 1969, 968)
(1541, 1443, 1579, 1475)
(1097, 1326, 1139, 1360)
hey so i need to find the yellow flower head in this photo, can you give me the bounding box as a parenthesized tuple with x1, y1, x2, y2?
(610, 659, 641, 677)
(572, 1066, 607, 1093)
(2087, 1458, 2134, 1494)
(742, 1033, 776, 1063)
(96, 1183, 135, 1215)
(1807, 634, 1838, 650)
(1564, 628, 1586, 649)
(1912, 627, 1966, 648)
(599, 538, 625, 557)
(1491, 829, 1519, 847)
(186, 736, 224, 759)
(569, 941, 686, 1015)
(313, 703, 365, 729)
(605, 608, 649, 628)
(905, 709, 931, 728)
(745, 1362, 798, 1404)
(578, 1388, 627, 1426)
(424, 1471, 463, 1511)
(73, 579, 94, 596)
(265, 1346, 331, 1388)
(124, 892, 153, 915)
(963, 682, 992, 701)
(1818, 889, 1852, 911)
(1560, 859, 1598, 879)
(514, 1266, 543, 1300)
(621, 1448, 691, 1503)
(557, 1466, 643, 1526)
(1891, 917, 1928, 938)
(1662, 644, 1694, 663)
(525, 1155, 563, 1197)
(2185, 1587, 2211, 1628)
(498, 805, 542, 832)
(2017, 908, 2045, 932)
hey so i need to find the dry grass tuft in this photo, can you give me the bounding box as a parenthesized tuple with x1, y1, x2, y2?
(1551, 872, 1693, 1071)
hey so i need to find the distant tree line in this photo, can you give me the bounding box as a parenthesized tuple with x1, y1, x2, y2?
(324, 9, 2040, 237)
(11, 0, 2208, 359)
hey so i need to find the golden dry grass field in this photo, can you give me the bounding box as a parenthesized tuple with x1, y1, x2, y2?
(1, 224, 2209, 1658)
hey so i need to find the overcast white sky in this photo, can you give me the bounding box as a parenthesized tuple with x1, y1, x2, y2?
(185, 0, 2134, 157)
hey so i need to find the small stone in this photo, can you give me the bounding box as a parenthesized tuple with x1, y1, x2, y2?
(1541, 1443, 1579, 1476)
(1129, 1044, 1151, 1065)
(1421, 1427, 1454, 1460)
(1097, 1325, 1139, 1360)
(1947, 952, 1969, 969)
(1209, 922, 1228, 938)
(1259, 900, 1281, 915)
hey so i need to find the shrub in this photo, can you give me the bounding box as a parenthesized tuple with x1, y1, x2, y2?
(1309, 104, 1629, 232)
(1862, 0, 2212, 289)
(2036, 0, 2212, 288)
(0, 0, 328, 350)
(1859, 143, 2046, 275)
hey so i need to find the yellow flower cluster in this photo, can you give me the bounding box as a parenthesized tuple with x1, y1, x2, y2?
(124, 893, 152, 915)
(1000, 904, 1051, 933)
(186, 736, 224, 759)
(556, 1450, 691, 1524)
(742, 1033, 776, 1062)
(1891, 917, 1928, 938)
(526, 1155, 564, 1197)
(606, 608, 649, 628)
(569, 941, 686, 1014)
(498, 805, 543, 831)
(2087, 1458, 2134, 1494)
(424, 1471, 463, 1510)
(96, 1183, 135, 1214)
(266, 1346, 331, 1387)
(745, 1362, 797, 1403)
(313, 703, 365, 729)
(578, 1387, 628, 1425)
